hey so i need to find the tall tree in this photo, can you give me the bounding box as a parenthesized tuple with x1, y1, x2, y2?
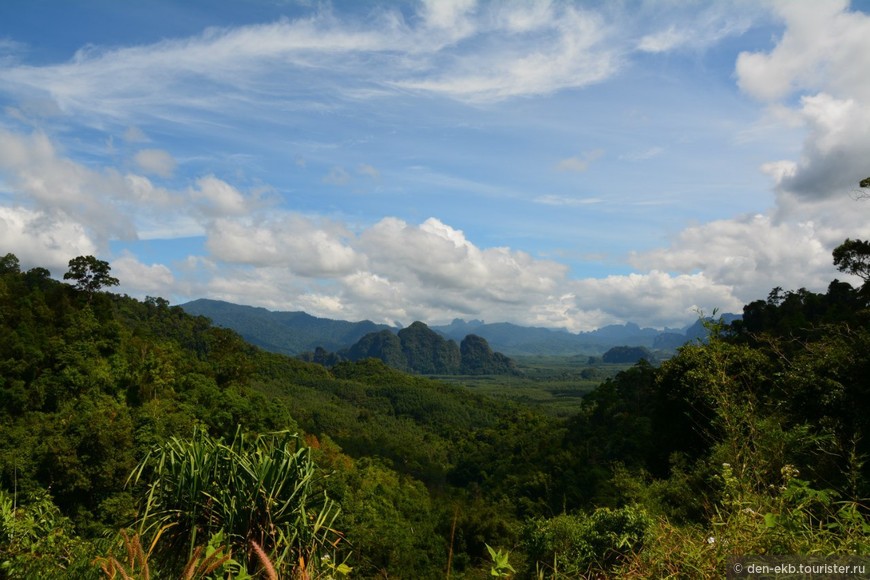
(63, 255, 120, 299)
(832, 238, 870, 284)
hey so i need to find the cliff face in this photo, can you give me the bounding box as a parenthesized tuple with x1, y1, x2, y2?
(459, 334, 519, 375)
(398, 321, 462, 374)
(336, 322, 517, 375)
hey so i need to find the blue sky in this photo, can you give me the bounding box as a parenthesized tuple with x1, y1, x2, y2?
(2, 0, 870, 330)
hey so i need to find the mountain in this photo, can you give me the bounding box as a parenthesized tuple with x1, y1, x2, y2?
(180, 298, 395, 355)
(181, 298, 740, 357)
(602, 345, 655, 364)
(397, 321, 462, 374)
(303, 322, 520, 375)
(431, 319, 694, 355)
(459, 334, 519, 375)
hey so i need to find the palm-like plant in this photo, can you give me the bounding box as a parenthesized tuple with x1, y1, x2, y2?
(128, 426, 342, 577)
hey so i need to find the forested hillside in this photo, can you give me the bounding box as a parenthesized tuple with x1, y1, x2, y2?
(2, 243, 870, 578)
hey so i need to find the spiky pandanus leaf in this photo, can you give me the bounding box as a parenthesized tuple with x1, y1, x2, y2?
(128, 425, 341, 576)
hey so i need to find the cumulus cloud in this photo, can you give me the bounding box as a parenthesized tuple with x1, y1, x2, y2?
(190, 175, 251, 216)
(112, 253, 175, 295)
(772, 93, 870, 200)
(0, 205, 97, 271)
(736, 0, 870, 102)
(134, 148, 176, 178)
(573, 271, 743, 329)
(0, 127, 254, 265)
(189, 215, 747, 331)
(631, 213, 847, 303)
(736, 1, 870, 201)
(205, 214, 359, 277)
(4, 2, 869, 333)
(0, 128, 136, 241)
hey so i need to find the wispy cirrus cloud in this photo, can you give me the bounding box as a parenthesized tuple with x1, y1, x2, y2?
(0, 2, 627, 122)
(534, 195, 603, 207)
(555, 150, 604, 173)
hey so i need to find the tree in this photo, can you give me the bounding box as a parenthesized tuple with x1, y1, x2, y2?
(63, 255, 119, 297)
(832, 238, 870, 283)
(0, 253, 20, 274)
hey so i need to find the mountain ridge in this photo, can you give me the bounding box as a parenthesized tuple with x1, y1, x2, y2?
(179, 298, 739, 356)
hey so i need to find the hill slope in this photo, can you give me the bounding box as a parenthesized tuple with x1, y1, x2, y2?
(180, 298, 395, 355)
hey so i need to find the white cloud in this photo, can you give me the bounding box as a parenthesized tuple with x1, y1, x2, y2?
(534, 195, 602, 207)
(635, 2, 758, 55)
(113, 253, 175, 295)
(621, 147, 664, 161)
(573, 271, 743, 330)
(637, 26, 688, 53)
(134, 148, 177, 178)
(0, 205, 97, 271)
(394, 4, 620, 102)
(736, 0, 870, 102)
(205, 214, 359, 277)
(555, 150, 603, 173)
(419, 0, 477, 36)
(4, 1, 869, 334)
(123, 126, 148, 142)
(357, 163, 380, 179)
(631, 213, 846, 302)
(0, 2, 628, 115)
(179, 211, 755, 331)
(735, 2, 870, 203)
(0, 128, 136, 241)
(323, 166, 351, 186)
(190, 175, 251, 216)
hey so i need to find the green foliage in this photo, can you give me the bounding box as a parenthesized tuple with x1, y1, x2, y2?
(398, 321, 461, 374)
(833, 238, 870, 283)
(129, 426, 342, 577)
(0, 489, 104, 579)
(485, 543, 516, 577)
(343, 330, 408, 371)
(335, 458, 444, 577)
(4, 248, 870, 578)
(601, 345, 654, 364)
(338, 324, 519, 375)
(619, 464, 870, 578)
(460, 334, 519, 375)
(0, 253, 19, 275)
(522, 505, 651, 578)
(63, 255, 120, 297)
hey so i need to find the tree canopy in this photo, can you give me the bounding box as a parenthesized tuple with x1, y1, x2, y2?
(833, 238, 870, 283)
(63, 255, 120, 295)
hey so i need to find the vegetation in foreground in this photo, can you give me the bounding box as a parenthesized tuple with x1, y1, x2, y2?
(1, 231, 870, 577)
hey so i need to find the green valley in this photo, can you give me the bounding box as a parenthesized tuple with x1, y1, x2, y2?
(2, 244, 870, 578)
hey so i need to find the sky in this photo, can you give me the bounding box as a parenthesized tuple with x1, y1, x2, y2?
(1, 0, 870, 331)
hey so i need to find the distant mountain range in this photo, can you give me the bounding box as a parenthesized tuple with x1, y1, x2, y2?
(180, 299, 393, 356)
(180, 299, 740, 357)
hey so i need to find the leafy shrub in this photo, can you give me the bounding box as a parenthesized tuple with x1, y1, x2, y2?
(0, 489, 103, 579)
(522, 504, 650, 577)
